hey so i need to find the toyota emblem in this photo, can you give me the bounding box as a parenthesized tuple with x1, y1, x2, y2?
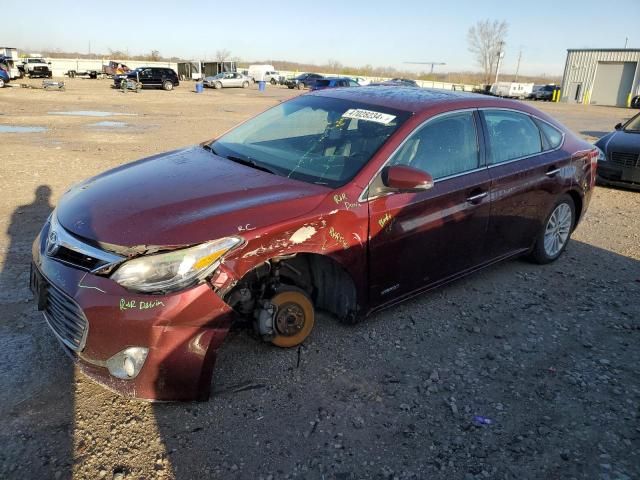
(46, 229, 60, 256)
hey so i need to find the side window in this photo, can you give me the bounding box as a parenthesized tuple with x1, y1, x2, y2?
(535, 119, 563, 149)
(389, 111, 479, 180)
(482, 110, 542, 164)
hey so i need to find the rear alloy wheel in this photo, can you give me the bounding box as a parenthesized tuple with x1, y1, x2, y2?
(297, 82, 305, 90)
(270, 78, 277, 85)
(0, 79, 5, 88)
(163, 80, 174, 91)
(530, 194, 575, 264)
(214, 81, 222, 90)
(242, 81, 249, 88)
(270, 288, 315, 348)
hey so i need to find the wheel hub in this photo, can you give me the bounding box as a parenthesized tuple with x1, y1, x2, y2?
(275, 302, 305, 337)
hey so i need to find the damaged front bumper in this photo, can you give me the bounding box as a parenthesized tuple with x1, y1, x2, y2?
(31, 227, 234, 401)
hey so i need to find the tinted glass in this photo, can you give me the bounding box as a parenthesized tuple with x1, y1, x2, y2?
(212, 96, 409, 187)
(389, 111, 479, 179)
(483, 110, 542, 164)
(537, 120, 563, 149)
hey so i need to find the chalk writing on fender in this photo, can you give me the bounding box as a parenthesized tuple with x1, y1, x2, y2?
(378, 213, 393, 231)
(328, 227, 349, 250)
(333, 192, 347, 204)
(120, 298, 165, 311)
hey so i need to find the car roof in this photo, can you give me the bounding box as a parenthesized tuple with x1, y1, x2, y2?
(309, 86, 485, 112)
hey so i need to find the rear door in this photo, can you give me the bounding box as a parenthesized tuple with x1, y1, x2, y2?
(368, 110, 491, 306)
(480, 109, 570, 259)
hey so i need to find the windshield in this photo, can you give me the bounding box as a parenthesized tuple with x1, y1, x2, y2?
(624, 113, 640, 132)
(210, 95, 409, 187)
(29, 59, 45, 63)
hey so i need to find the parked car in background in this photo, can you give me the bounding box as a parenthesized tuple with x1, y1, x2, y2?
(630, 95, 640, 109)
(490, 82, 534, 99)
(350, 76, 370, 86)
(247, 64, 282, 84)
(0, 62, 10, 87)
(532, 85, 560, 101)
(310, 77, 360, 90)
(203, 72, 251, 89)
(370, 78, 419, 87)
(31, 86, 597, 401)
(103, 61, 130, 77)
(113, 67, 179, 91)
(528, 85, 544, 99)
(285, 73, 324, 89)
(19, 56, 52, 78)
(595, 111, 640, 190)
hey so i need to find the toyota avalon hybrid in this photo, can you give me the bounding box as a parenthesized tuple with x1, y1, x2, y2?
(31, 87, 598, 401)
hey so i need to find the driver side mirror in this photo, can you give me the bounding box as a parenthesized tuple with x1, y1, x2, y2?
(614, 123, 623, 130)
(381, 165, 434, 192)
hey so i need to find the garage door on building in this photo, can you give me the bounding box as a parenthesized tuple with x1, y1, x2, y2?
(591, 62, 637, 106)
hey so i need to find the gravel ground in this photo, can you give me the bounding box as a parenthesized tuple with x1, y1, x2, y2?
(0, 79, 638, 480)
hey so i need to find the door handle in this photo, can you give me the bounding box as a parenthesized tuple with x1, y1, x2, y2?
(546, 167, 561, 177)
(466, 191, 488, 203)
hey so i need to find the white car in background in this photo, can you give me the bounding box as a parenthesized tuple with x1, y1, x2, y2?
(203, 72, 251, 89)
(351, 76, 371, 86)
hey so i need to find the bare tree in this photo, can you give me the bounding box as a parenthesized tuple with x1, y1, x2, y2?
(215, 49, 231, 62)
(467, 19, 508, 84)
(150, 50, 160, 61)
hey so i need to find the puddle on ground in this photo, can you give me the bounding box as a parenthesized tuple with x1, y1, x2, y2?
(0, 125, 47, 133)
(89, 121, 128, 128)
(48, 111, 137, 117)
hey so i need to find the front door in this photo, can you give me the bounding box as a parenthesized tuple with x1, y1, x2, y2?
(368, 110, 491, 307)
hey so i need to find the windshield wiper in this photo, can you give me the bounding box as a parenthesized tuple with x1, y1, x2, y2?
(202, 144, 276, 174)
(226, 156, 276, 175)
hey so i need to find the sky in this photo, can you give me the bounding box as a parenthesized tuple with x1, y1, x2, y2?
(3, 0, 639, 76)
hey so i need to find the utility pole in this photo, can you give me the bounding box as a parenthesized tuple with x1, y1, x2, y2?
(624, 37, 629, 48)
(515, 49, 522, 82)
(494, 42, 505, 84)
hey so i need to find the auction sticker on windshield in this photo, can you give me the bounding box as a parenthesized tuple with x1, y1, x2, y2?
(342, 109, 396, 125)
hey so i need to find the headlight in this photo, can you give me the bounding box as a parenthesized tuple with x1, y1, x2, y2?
(595, 146, 606, 163)
(110, 237, 241, 293)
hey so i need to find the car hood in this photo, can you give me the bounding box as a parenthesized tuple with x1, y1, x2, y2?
(56, 146, 329, 248)
(596, 130, 640, 153)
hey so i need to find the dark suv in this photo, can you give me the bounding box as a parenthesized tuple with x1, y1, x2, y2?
(113, 67, 179, 91)
(285, 73, 324, 90)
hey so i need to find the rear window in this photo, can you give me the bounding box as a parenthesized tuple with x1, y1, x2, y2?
(535, 119, 564, 149)
(482, 110, 542, 164)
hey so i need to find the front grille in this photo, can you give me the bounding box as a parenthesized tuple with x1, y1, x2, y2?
(51, 245, 108, 271)
(610, 152, 640, 168)
(44, 281, 88, 351)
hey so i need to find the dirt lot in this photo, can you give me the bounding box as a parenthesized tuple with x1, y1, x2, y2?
(0, 79, 639, 480)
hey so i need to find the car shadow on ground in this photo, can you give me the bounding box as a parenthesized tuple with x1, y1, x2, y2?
(0, 186, 77, 479)
(149, 239, 639, 480)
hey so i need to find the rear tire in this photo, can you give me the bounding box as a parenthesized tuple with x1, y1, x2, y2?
(529, 194, 575, 264)
(163, 80, 173, 91)
(297, 82, 305, 90)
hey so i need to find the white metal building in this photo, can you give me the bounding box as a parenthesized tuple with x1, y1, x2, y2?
(560, 49, 640, 107)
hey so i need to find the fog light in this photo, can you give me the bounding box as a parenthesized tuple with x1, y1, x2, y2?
(106, 347, 149, 380)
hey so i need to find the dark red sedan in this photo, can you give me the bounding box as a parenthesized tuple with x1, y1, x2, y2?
(31, 87, 598, 401)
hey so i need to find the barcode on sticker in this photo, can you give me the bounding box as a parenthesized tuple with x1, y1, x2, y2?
(342, 109, 396, 125)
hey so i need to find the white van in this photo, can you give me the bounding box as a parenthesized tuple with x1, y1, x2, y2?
(247, 64, 280, 83)
(490, 82, 534, 99)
